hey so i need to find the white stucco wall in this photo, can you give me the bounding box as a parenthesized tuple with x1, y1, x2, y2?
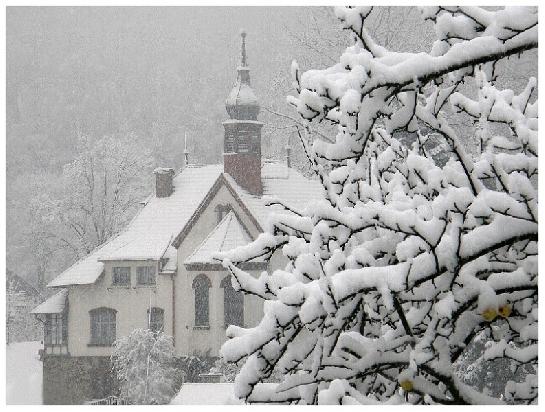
(174, 182, 266, 357)
(66, 259, 173, 357)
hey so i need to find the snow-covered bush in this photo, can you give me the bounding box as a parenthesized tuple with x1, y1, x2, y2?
(111, 329, 177, 404)
(176, 351, 216, 383)
(219, 6, 537, 405)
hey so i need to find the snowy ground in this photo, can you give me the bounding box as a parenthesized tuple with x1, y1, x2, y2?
(6, 341, 43, 405)
(170, 383, 241, 405)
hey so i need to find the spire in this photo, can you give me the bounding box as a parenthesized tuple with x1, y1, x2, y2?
(240, 29, 247, 67)
(237, 29, 251, 85)
(223, 30, 264, 196)
(225, 29, 259, 120)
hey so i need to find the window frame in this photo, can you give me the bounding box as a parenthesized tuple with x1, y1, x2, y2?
(89, 307, 117, 346)
(44, 313, 66, 346)
(136, 265, 156, 286)
(112, 266, 131, 287)
(192, 274, 211, 328)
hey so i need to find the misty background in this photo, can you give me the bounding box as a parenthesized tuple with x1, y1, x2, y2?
(6, 7, 535, 293)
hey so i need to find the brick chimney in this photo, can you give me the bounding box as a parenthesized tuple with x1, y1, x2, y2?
(153, 168, 174, 198)
(223, 30, 263, 196)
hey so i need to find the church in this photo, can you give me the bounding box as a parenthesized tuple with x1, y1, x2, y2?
(32, 31, 323, 404)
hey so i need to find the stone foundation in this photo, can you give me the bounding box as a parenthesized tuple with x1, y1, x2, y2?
(43, 355, 117, 405)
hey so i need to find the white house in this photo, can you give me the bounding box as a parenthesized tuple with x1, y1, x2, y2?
(32, 31, 323, 404)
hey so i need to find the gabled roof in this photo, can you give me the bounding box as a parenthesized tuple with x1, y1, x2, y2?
(31, 289, 68, 314)
(48, 165, 224, 287)
(185, 211, 264, 266)
(171, 172, 262, 248)
(47, 161, 324, 288)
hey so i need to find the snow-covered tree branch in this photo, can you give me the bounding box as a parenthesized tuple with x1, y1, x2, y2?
(219, 6, 537, 405)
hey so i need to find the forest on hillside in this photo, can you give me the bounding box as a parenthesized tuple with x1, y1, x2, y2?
(6, 7, 535, 292)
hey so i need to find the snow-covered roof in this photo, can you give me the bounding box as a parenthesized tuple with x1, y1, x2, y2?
(226, 82, 259, 108)
(47, 161, 323, 287)
(229, 161, 325, 225)
(160, 246, 178, 274)
(170, 383, 241, 405)
(31, 289, 68, 314)
(48, 165, 224, 287)
(185, 211, 264, 265)
(170, 382, 279, 405)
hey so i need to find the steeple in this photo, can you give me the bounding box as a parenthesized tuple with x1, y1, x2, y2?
(225, 30, 260, 121)
(240, 29, 247, 67)
(223, 30, 264, 196)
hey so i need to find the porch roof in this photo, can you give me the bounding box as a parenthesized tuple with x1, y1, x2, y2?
(31, 289, 68, 314)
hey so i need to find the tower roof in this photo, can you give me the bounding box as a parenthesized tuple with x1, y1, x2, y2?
(225, 30, 260, 120)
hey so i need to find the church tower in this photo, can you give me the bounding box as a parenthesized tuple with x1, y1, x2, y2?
(223, 30, 263, 196)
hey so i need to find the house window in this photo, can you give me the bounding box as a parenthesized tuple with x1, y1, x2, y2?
(137, 266, 156, 286)
(112, 267, 130, 286)
(45, 313, 66, 345)
(192, 274, 211, 327)
(148, 307, 164, 333)
(90, 308, 116, 345)
(215, 204, 232, 223)
(221, 276, 244, 327)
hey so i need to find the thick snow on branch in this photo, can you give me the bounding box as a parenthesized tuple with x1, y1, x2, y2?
(219, 6, 537, 405)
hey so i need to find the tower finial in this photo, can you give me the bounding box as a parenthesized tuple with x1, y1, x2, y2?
(240, 29, 247, 67)
(184, 131, 189, 167)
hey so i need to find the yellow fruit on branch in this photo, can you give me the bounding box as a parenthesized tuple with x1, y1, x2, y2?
(498, 304, 512, 318)
(400, 380, 414, 392)
(482, 308, 497, 322)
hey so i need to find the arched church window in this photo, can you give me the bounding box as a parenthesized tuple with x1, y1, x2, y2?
(221, 275, 244, 327)
(192, 274, 211, 327)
